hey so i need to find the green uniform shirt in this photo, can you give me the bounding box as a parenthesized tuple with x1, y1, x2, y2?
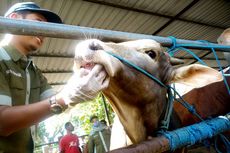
(0, 45, 55, 153)
(88, 128, 111, 153)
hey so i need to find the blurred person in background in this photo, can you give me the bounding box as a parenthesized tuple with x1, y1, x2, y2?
(87, 116, 111, 153)
(59, 122, 82, 153)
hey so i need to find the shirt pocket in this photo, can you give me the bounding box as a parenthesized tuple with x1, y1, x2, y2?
(8, 72, 25, 105)
(30, 78, 41, 103)
(8, 71, 24, 89)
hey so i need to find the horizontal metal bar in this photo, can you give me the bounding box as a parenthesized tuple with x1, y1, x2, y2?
(42, 70, 72, 73)
(32, 53, 73, 58)
(179, 57, 226, 60)
(0, 17, 229, 52)
(50, 82, 66, 86)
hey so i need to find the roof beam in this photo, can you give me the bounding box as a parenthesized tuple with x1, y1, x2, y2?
(153, 0, 200, 35)
(84, 0, 227, 30)
(189, 51, 212, 64)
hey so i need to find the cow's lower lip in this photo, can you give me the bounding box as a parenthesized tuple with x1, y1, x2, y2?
(80, 62, 95, 70)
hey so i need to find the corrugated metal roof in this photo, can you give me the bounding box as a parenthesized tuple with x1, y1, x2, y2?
(0, 0, 229, 91)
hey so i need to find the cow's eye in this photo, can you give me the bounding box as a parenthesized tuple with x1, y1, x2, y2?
(145, 50, 156, 59)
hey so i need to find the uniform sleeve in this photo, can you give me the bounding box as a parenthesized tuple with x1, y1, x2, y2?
(0, 65, 12, 106)
(37, 68, 56, 100)
(87, 135, 94, 153)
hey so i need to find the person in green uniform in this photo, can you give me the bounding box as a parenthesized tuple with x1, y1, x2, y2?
(0, 2, 109, 153)
(87, 116, 111, 153)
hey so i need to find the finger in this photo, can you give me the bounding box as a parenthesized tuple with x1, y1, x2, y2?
(79, 68, 90, 77)
(101, 77, 110, 89)
(88, 64, 103, 77)
(96, 70, 107, 81)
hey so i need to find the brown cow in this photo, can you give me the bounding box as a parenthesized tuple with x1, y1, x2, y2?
(73, 39, 229, 152)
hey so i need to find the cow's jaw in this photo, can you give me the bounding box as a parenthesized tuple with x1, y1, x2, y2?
(74, 39, 123, 77)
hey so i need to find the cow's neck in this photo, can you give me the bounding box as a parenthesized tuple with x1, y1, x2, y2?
(103, 76, 167, 143)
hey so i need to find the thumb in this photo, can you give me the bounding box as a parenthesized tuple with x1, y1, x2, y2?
(87, 64, 103, 78)
(79, 68, 90, 77)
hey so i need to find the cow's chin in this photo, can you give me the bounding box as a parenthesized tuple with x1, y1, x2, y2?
(74, 51, 124, 77)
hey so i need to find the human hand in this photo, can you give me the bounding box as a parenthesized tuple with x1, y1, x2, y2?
(58, 64, 109, 106)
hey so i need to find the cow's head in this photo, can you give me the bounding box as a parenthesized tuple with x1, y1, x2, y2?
(74, 39, 222, 144)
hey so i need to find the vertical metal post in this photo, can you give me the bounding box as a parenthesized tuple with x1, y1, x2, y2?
(101, 94, 111, 125)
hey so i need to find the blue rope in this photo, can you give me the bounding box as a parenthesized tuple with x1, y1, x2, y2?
(177, 47, 207, 65)
(167, 37, 207, 65)
(106, 52, 204, 121)
(163, 115, 230, 152)
(106, 45, 229, 151)
(167, 36, 177, 55)
(167, 37, 230, 95)
(157, 86, 175, 135)
(210, 46, 230, 95)
(176, 44, 230, 50)
(106, 52, 168, 88)
(166, 37, 230, 151)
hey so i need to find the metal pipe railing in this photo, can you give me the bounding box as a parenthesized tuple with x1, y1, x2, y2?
(0, 16, 229, 52)
(109, 114, 230, 153)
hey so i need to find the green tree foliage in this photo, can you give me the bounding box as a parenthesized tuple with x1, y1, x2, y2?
(35, 94, 114, 148)
(35, 122, 48, 146)
(73, 94, 114, 135)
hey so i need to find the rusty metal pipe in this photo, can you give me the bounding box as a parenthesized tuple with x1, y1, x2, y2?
(0, 17, 229, 52)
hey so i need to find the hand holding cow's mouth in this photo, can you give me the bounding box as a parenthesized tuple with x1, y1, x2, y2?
(78, 64, 110, 91)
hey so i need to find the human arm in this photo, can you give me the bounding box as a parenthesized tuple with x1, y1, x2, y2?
(0, 64, 109, 136)
(0, 100, 53, 136)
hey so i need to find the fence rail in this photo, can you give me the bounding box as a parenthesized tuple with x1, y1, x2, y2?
(0, 17, 229, 52)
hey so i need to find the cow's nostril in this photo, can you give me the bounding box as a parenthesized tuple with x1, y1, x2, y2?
(89, 41, 103, 51)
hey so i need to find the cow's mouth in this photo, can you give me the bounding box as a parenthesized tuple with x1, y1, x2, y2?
(75, 51, 122, 77)
(80, 62, 96, 70)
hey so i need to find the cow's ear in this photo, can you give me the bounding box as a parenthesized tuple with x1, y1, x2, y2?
(170, 64, 223, 88)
